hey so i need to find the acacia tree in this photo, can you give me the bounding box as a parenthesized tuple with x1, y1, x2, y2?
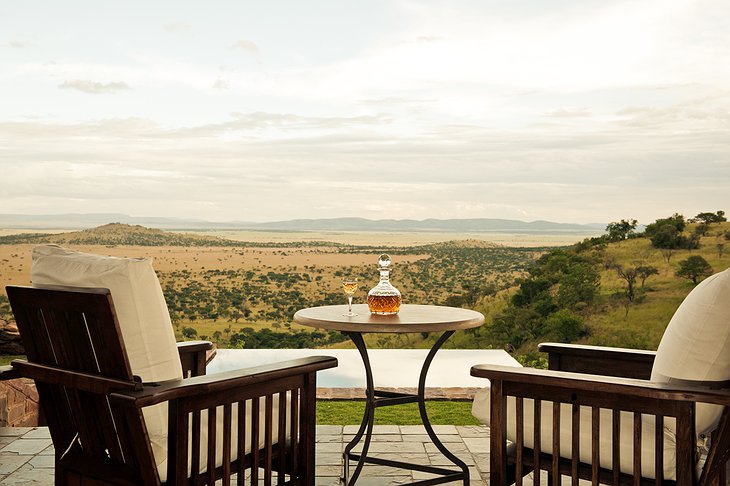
(676, 256, 713, 284)
(636, 265, 659, 287)
(694, 211, 727, 225)
(605, 219, 638, 242)
(612, 264, 638, 301)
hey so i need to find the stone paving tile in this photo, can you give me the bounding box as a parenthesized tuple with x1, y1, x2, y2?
(0, 438, 52, 455)
(317, 434, 344, 443)
(343, 424, 401, 435)
(0, 424, 490, 484)
(315, 477, 341, 486)
(428, 452, 475, 466)
(39, 444, 54, 455)
(462, 437, 489, 454)
(473, 453, 490, 473)
(28, 454, 55, 469)
(1, 462, 54, 485)
(344, 433, 403, 442)
(21, 428, 51, 439)
(350, 441, 426, 454)
(457, 425, 489, 437)
(314, 465, 342, 477)
(316, 425, 343, 435)
(425, 442, 469, 455)
(0, 436, 15, 447)
(402, 433, 462, 443)
(315, 453, 342, 466)
(350, 476, 412, 485)
(0, 453, 30, 475)
(0, 427, 32, 437)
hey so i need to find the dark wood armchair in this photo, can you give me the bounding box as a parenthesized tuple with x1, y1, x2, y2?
(471, 342, 730, 485)
(3, 285, 337, 485)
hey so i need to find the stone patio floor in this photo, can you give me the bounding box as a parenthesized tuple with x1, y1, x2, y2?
(0, 425, 493, 485)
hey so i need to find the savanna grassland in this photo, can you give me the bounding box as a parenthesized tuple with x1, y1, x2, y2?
(0, 224, 545, 350)
(2, 216, 728, 362)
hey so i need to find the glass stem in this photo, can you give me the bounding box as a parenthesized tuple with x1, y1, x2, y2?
(347, 295, 353, 314)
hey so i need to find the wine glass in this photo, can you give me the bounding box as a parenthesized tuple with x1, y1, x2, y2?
(342, 277, 358, 316)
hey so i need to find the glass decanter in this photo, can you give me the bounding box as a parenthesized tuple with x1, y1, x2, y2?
(367, 254, 402, 315)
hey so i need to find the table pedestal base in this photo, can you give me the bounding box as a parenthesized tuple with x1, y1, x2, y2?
(342, 331, 469, 486)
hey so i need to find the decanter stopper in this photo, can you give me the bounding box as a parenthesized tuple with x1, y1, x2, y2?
(367, 253, 402, 315)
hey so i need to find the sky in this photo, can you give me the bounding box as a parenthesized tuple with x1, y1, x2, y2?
(1, 0, 729, 225)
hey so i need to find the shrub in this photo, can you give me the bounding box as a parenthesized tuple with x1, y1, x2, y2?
(544, 309, 588, 343)
(676, 256, 713, 284)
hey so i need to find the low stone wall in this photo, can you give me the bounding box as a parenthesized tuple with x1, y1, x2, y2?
(0, 378, 39, 427)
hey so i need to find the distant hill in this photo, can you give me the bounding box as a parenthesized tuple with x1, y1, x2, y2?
(0, 223, 239, 247)
(243, 217, 604, 233)
(0, 213, 605, 234)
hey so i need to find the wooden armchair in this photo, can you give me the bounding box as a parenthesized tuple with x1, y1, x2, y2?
(471, 268, 730, 485)
(4, 286, 335, 485)
(1, 244, 337, 485)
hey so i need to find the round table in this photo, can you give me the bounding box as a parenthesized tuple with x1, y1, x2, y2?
(293, 303, 484, 486)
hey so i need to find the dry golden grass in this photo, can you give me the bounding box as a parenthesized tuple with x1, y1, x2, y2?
(0, 244, 426, 289)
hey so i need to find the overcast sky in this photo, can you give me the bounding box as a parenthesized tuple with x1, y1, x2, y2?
(1, 0, 729, 224)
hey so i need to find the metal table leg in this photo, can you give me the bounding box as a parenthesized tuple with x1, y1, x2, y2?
(341, 330, 469, 486)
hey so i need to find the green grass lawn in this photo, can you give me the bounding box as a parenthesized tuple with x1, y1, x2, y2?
(0, 355, 23, 366)
(317, 400, 480, 425)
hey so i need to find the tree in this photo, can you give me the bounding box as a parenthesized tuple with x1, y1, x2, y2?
(181, 326, 198, 339)
(694, 223, 709, 237)
(636, 265, 659, 287)
(612, 264, 638, 301)
(650, 225, 683, 249)
(557, 263, 600, 307)
(644, 213, 686, 237)
(676, 256, 713, 284)
(544, 310, 587, 343)
(694, 211, 727, 225)
(605, 219, 638, 242)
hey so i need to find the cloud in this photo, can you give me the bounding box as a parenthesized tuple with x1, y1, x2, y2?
(231, 40, 259, 55)
(165, 21, 192, 33)
(544, 108, 592, 118)
(58, 80, 131, 95)
(5, 40, 30, 48)
(212, 78, 230, 90)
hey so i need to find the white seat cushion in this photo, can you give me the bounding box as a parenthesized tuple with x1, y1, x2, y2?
(651, 268, 730, 434)
(157, 394, 290, 482)
(472, 388, 677, 479)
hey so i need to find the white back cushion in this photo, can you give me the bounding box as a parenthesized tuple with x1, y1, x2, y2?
(651, 268, 730, 434)
(31, 244, 182, 464)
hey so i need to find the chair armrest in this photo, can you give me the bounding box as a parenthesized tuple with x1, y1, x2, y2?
(176, 340, 216, 377)
(0, 364, 21, 380)
(112, 355, 338, 408)
(538, 342, 656, 379)
(471, 364, 730, 406)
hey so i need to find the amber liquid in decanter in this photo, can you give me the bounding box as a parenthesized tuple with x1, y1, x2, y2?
(367, 254, 402, 315)
(367, 294, 402, 314)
